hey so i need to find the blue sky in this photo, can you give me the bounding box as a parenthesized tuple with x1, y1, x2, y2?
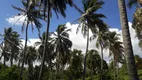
(1, 0, 142, 59)
(0, 0, 136, 39)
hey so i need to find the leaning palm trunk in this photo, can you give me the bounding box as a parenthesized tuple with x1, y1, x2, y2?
(118, 0, 139, 80)
(38, 2, 51, 80)
(18, 21, 29, 80)
(83, 28, 89, 80)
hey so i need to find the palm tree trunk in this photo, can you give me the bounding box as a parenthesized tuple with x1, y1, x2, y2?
(28, 62, 33, 80)
(113, 57, 116, 80)
(10, 57, 13, 67)
(18, 21, 29, 80)
(60, 64, 64, 80)
(91, 67, 93, 80)
(83, 28, 89, 80)
(116, 63, 119, 80)
(10, 51, 14, 67)
(3, 43, 6, 67)
(100, 44, 104, 80)
(3, 52, 6, 67)
(38, 2, 51, 80)
(56, 51, 60, 80)
(18, 59, 21, 67)
(48, 58, 52, 80)
(118, 0, 139, 80)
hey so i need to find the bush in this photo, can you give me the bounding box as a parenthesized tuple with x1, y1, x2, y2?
(0, 65, 19, 80)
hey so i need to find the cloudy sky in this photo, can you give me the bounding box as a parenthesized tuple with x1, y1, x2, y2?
(1, 0, 136, 37)
(0, 0, 140, 61)
(9, 22, 142, 62)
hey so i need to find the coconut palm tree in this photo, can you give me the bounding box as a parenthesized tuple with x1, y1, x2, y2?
(35, 32, 54, 62)
(35, 32, 55, 80)
(24, 46, 37, 80)
(38, 0, 73, 79)
(131, 8, 142, 52)
(118, 0, 139, 79)
(68, 49, 84, 80)
(50, 25, 72, 80)
(0, 42, 10, 67)
(91, 28, 109, 80)
(127, 0, 142, 51)
(107, 31, 124, 80)
(0, 27, 21, 67)
(86, 49, 101, 80)
(132, 8, 142, 39)
(73, 0, 107, 79)
(12, 0, 42, 80)
(9, 30, 21, 67)
(0, 28, 12, 67)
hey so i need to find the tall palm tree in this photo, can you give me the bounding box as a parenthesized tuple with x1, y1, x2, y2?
(0, 27, 21, 67)
(0, 41, 10, 67)
(132, 8, 142, 52)
(68, 49, 84, 80)
(9, 30, 21, 67)
(107, 31, 124, 80)
(24, 46, 37, 80)
(12, 0, 42, 80)
(38, 0, 73, 79)
(73, 0, 107, 79)
(35, 32, 55, 80)
(86, 49, 101, 80)
(90, 28, 108, 80)
(132, 8, 142, 39)
(35, 32, 54, 62)
(0, 27, 12, 67)
(118, 0, 139, 79)
(50, 25, 72, 80)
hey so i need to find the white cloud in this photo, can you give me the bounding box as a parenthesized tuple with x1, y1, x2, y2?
(66, 22, 97, 52)
(66, 22, 142, 60)
(21, 38, 40, 47)
(1, 21, 140, 66)
(66, 22, 109, 60)
(20, 22, 142, 61)
(128, 22, 141, 56)
(6, 15, 26, 26)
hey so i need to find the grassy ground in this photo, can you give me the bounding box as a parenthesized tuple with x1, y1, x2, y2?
(82, 70, 142, 80)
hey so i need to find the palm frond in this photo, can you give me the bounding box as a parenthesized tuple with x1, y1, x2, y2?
(127, 0, 138, 8)
(12, 5, 26, 12)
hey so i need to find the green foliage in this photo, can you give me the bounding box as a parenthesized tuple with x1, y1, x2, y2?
(135, 55, 142, 69)
(0, 65, 29, 80)
(0, 65, 20, 80)
(138, 70, 142, 80)
(67, 49, 84, 80)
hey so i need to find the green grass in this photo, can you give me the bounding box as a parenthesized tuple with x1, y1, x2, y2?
(83, 70, 142, 80)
